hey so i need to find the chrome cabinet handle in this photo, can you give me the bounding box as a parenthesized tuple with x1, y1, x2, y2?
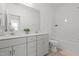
(11, 47, 15, 56)
(10, 50, 12, 56)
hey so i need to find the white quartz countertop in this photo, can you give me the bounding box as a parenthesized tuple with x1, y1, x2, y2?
(0, 33, 48, 41)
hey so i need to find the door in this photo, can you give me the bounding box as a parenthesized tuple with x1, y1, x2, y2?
(0, 47, 11, 56)
(13, 44, 27, 56)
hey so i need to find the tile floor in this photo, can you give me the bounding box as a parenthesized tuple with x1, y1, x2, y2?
(48, 49, 79, 56)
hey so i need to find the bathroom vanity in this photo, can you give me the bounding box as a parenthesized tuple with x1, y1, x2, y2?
(0, 3, 48, 56)
(0, 33, 49, 56)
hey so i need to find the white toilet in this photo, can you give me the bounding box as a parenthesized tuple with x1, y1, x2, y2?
(49, 39, 63, 52)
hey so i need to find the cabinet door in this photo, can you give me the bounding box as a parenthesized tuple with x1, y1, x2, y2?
(27, 36, 36, 56)
(37, 40, 43, 56)
(0, 47, 11, 56)
(37, 34, 49, 56)
(42, 35, 49, 55)
(28, 42, 36, 56)
(37, 35, 44, 56)
(13, 44, 27, 56)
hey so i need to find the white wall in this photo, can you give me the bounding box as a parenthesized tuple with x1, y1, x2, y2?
(55, 4, 79, 54)
(55, 4, 79, 41)
(33, 3, 79, 54)
(31, 3, 79, 41)
(3, 3, 40, 33)
(33, 3, 56, 39)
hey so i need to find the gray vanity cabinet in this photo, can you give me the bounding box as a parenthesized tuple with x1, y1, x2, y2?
(0, 33, 49, 56)
(27, 34, 49, 56)
(27, 36, 36, 56)
(0, 44, 27, 56)
(12, 44, 27, 56)
(0, 47, 11, 56)
(0, 37, 27, 56)
(37, 34, 49, 56)
(42, 34, 49, 55)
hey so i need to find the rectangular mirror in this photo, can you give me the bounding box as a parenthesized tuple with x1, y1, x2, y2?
(7, 14, 20, 33)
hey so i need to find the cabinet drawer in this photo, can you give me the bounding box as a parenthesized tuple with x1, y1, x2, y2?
(28, 42, 36, 47)
(37, 35, 43, 40)
(0, 40, 10, 48)
(27, 36, 36, 42)
(0, 37, 26, 48)
(9, 37, 26, 46)
(37, 34, 48, 40)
